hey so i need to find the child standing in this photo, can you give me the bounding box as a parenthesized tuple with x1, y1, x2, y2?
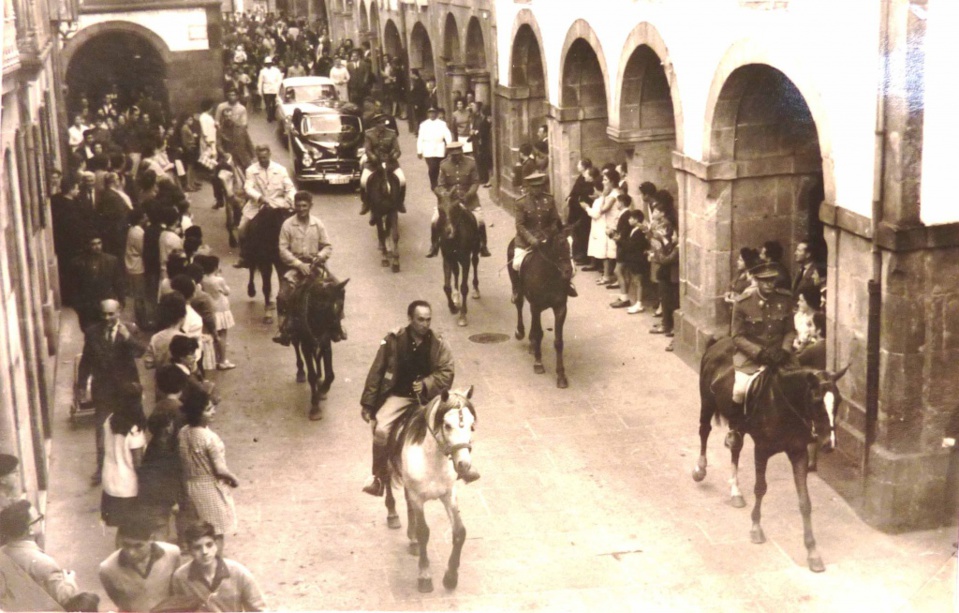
(620, 210, 651, 314)
(199, 255, 236, 370)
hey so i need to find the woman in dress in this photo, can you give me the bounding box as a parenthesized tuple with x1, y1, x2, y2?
(450, 97, 472, 145)
(583, 168, 621, 286)
(101, 390, 147, 545)
(178, 384, 239, 553)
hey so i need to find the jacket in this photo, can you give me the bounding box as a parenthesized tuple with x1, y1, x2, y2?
(731, 288, 797, 373)
(618, 226, 650, 273)
(416, 119, 452, 158)
(361, 326, 454, 414)
(436, 156, 480, 210)
(363, 127, 401, 168)
(77, 321, 144, 406)
(515, 191, 562, 250)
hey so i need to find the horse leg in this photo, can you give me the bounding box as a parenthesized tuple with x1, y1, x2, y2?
(305, 340, 322, 420)
(319, 339, 334, 396)
(514, 295, 525, 340)
(293, 341, 306, 383)
(384, 482, 401, 529)
(247, 268, 256, 298)
(692, 391, 715, 482)
(443, 259, 458, 314)
(530, 307, 545, 374)
(376, 217, 388, 263)
(457, 258, 469, 327)
(390, 211, 400, 273)
(471, 251, 480, 299)
(750, 447, 770, 544)
(404, 488, 418, 554)
(440, 492, 466, 590)
(788, 448, 825, 572)
(411, 500, 432, 593)
(262, 263, 275, 323)
(554, 303, 568, 389)
(729, 444, 746, 508)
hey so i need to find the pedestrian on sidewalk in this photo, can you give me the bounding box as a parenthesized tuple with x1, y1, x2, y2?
(144, 292, 188, 376)
(70, 235, 125, 332)
(100, 394, 147, 544)
(136, 408, 182, 542)
(618, 210, 651, 314)
(417, 106, 452, 190)
(99, 517, 181, 612)
(198, 255, 236, 370)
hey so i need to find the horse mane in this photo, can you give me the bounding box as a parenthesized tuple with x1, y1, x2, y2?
(385, 393, 477, 479)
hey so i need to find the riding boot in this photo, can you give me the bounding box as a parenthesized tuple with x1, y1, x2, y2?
(358, 187, 370, 216)
(510, 274, 523, 305)
(478, 223, 492, 257)
(425, 222, 440, 258)
(724, 403, 745, 450)
(566, 281, 578, 298)
(272, 315, 292, 346)
(397, 183, 407, 213)
(362, 443, 388, 497)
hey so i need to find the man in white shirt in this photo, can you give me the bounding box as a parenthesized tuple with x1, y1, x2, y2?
(198, 99, 217, 172)
(237, 145, 295, 267)
(68, 114, 88, 148)
(416, 107, 452, 190)
(215, 88, 248, 128)
(257, 56, 284, 123)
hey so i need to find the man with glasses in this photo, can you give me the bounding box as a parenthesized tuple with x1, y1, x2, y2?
(77, 299, 144, 485)
(0, 500, 80, 607)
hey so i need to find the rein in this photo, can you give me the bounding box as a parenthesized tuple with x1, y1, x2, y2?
(768, 370, 817, 435)
(425, 395, 473, 459)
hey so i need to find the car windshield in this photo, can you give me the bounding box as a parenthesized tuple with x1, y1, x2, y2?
(301, 114, 361, 140)
(285, 84, 336, 103)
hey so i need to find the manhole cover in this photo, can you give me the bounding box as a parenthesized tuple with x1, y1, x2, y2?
(468, 332, 510, 344)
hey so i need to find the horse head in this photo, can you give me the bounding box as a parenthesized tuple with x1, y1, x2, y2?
(779, 364, 849, 453)
(306, 275, 350, 343)
(430, 386, 476, 478)
(809, 364, 849, 452)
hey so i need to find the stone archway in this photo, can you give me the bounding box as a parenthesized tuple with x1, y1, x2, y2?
(443, 13, 462, 64)
(409, 21, 435, 81)
(64, 22, 172, 116)
(553, 23, 617, 203)
(464, 16, 490, 107)
(383, 18, 403, 59)
(359, 0, 369, 34)
(495, 20, 548, 200)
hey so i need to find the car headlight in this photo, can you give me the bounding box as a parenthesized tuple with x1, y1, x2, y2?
(301, 153, 313, 166)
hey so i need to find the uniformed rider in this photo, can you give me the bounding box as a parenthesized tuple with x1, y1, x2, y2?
(273, 191, 338, 347)
(358, 113, 406, 220)
(425, 141, 491, 258)
(510, 172, 578, 300)
(726, 262, 797, 449)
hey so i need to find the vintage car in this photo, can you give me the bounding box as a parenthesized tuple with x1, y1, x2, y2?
(287, 103, 364, 185)
(276, 76, 338, 137)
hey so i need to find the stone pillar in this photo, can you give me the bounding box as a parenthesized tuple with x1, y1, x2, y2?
(469, 69, 490, 108)
(547, 105, 579, 211)
(446, 63, 469, 107)
(494, 84, 541, 208)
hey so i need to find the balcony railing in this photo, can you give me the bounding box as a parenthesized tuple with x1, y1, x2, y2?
(2, 15, 20, 74)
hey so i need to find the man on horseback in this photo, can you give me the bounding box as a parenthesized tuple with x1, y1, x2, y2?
(235, 145, 295, 268)
(358, 113, 406, 221)
(359, 300, 477, 497)
(426, 141, 491, 258)
(510, 172, 577, 301)
(726, 262, 797, 449)
(272, 191, 337, 347)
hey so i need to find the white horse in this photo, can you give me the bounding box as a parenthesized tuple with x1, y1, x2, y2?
(383, 387, 477, 593)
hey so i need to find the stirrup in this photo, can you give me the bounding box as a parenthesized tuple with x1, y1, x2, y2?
(272, 333, 291, 347)
(480, 246, 492, 257)
(425, 244, 439, 258)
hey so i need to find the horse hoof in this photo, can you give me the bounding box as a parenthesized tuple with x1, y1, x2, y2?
(309, 407, 323, 421)
(408, 542, 418, 556)
(247, 283, 256, 298)
(387, 515, 401, 530)
(457, 317, 467, 327)
(808, 556, 825, 573)
(691, 466, 707, 482)
(381, 259, 389, 267)
(515, 329, 525, 340)
(442, 570, 458, 590)
(750, 527, 766, 544)
(296, 372, 306, 383)
(391, 263, 400, 273)
(807, 463, 818, 473)
(731, 495, 746, 509)
(263, 314, 274, 324)
(449, 305, 459, 315)
(557, 375, 568, 389)
(472, 290, 480, 300)
(417, 578, 433, 593)
(533, 363, 546, 375)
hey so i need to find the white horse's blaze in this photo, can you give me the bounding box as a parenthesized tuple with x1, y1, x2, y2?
(824, 390, 837, 448)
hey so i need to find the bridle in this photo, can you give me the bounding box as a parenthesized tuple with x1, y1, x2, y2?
(425, 394, 473, 459)
(767, 369, 833, 439)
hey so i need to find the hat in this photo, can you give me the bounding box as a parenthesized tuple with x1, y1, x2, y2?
(524, 172, 547, 187)
(446, 141, 463, 151)
(749, 262, 780, 280)
(371, 113, 388, 124)
(263, 56, 274, 64)
(427, 106, 439, 113)
(0, 454, 18, 478)
(0, 500, 32, 538)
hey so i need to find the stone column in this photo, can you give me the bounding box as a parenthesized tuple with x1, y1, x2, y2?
(469, 69, 490, 108)
(446, 63, 469, 106)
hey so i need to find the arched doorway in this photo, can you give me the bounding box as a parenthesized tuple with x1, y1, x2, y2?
(410, 22, 435, 81)
(708, 64, 825, 323)
(464, 17, 490, 108)
(442, 13, 465, 108)
(556, 32, 617, 199)
(383, 19, 403, 59)
(443, 13, 461, 64)
(619, 43, 678, 201)
(503, 23, 547, 186)
(65, 28, 169, 118)
(359, 1, 369, 34)
(369, 1, 380, 36)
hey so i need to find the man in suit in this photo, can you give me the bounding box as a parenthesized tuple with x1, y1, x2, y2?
(71, 235, 124, 332)
(347, 50, 370, 103)
(791, 239, 822, 299)
(97, 173, 132, 259)
(408, 70, 429, 132)
(426, 78, 440, 111)
(76, 299, 144, 485)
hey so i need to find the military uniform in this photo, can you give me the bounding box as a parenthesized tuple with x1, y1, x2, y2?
(426, 142, 490, 257)
(731, 287, 797, 376)
(359, 117, 406, 217)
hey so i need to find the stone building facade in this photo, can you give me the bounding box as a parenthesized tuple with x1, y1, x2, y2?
(60, 0, 224, 119)
(2, 0, 71, 526)
(337, 0, 958, 532)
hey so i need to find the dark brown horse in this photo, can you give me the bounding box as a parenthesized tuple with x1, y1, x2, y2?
(438, 194, 480, 327)
(365, 162, 402, 272)
(243, 206, 291, 323)
(288, 268, 349, 420)
(693, 336, 847, 572)
(507, 232, 572, 388)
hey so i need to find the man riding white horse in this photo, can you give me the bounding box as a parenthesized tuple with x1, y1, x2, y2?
(426, 141, 491, 258)
(273, 191, 339, 346)
(235, 145, 295, 268)
(358, 113, 406, 223)
(510, 172, 577, 300)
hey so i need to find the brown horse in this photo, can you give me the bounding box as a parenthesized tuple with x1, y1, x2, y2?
(437, 194, 480, 327)
(693, 336, 847, 572)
